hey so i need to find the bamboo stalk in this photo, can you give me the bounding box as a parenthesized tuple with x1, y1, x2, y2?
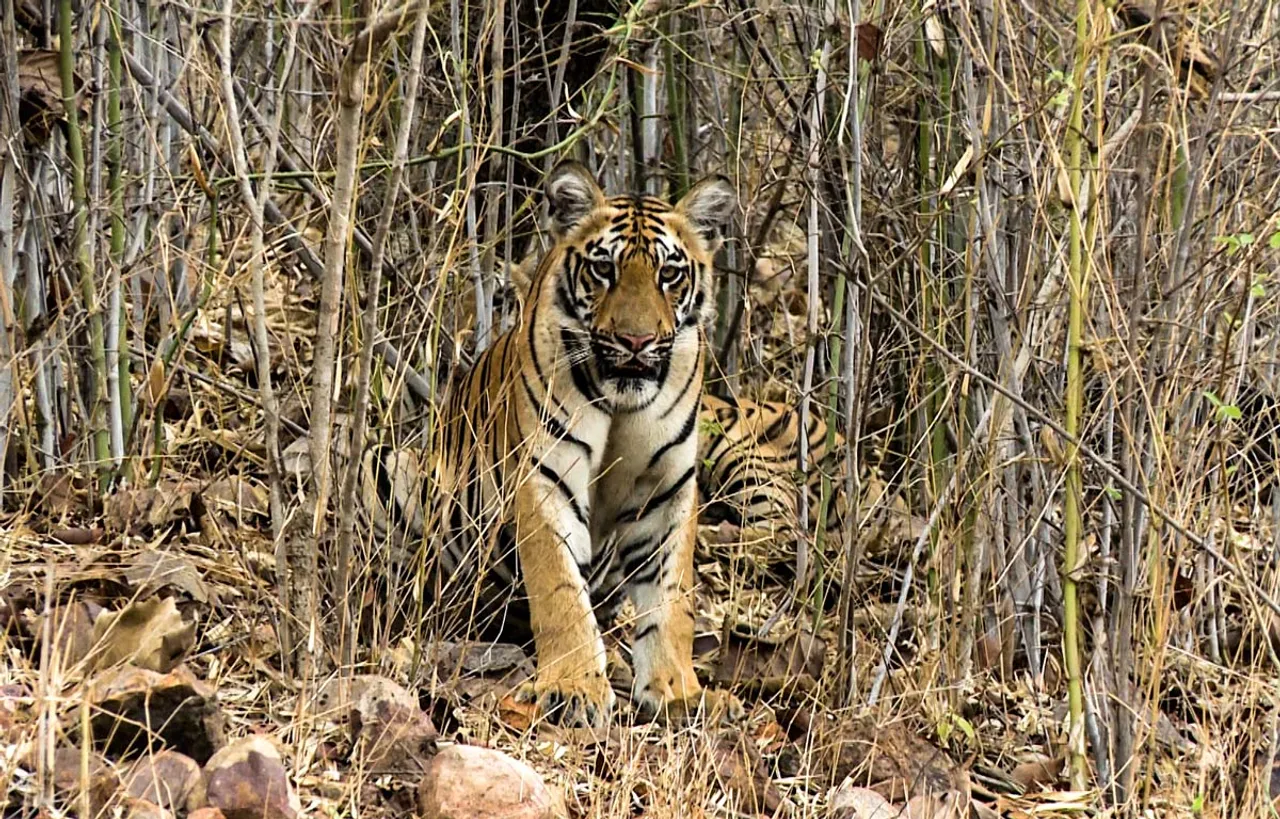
(335, 0, 431, 668)
(106, 2, 130, 468)
(1062, 0, 1095, 790)
(58, 0, 113, 485)
(796, 12, 831, 600)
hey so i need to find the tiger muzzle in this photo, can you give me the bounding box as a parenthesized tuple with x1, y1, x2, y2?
(593, 332, 667, 379)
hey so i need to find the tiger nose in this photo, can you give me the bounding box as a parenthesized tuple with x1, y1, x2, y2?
(616, 333, 656, 353)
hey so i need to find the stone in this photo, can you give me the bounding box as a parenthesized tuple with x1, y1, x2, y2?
(124, 750, 206, 813)
(417, 744, 565, 819)
(203, 735, 300, 819)
(85, 664, 224, 763)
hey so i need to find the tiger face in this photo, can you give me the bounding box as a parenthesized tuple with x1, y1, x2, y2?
(537, 162, 736, 411)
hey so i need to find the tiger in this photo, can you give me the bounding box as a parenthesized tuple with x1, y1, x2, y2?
(368, 161, 744, 728)
(697, 393, 848, 546)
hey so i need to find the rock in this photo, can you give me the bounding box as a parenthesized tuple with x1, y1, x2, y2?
(124, 750, 206, 813)
(50, 745, 120, 817)
(203, 735, 300, 819)
(829, 782, 895, 818)
(351, 676, 438, 773)
(417, 744, 565, 819)
(315, 675, 438, 774)
(121, 797, 176, 819)
(85, 664, 225, 763)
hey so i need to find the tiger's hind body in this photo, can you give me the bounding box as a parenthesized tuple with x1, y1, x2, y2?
(372, 162, 742, 728)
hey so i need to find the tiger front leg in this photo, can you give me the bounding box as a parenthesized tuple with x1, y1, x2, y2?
(512, 491, 615, 729)
(627, 512, 745, 726)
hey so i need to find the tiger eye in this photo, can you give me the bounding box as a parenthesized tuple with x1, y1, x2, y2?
(590, 258, 614, 283)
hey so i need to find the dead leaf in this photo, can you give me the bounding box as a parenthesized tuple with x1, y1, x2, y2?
(35, 601, 101, 670)
(902, 791, 967, 819)
(105, 482, 202, 534)
(49, 526, 103, 545)
(92, 597, 196, 672)
(204, 477, 270, 522)
(1009, 753, 1063, 793)
(829, 781, 895, 819)
(498, 693, 537, 732)
(38, 470, 91, 521)
(714, 620, 825, 696)
(18, 49, 86, 145)
(124, 551, 211, 604)
(855, 23, 883, 62)
(712, 729, 787, 816)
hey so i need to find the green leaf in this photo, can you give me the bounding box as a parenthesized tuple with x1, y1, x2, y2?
(1269, 231, 1280, 249)
(935, 719, 953, 744)
(1202, 390, 1223, 409)
(950, 714, 977, 742)
(1104, 485, 1122, 501)
(1217, 403, 1242, 422)
(1251, 280, 1266, 299)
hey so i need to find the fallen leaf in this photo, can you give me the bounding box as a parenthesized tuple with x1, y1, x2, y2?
(855, 23, 883, 62)
(499, 693, 537, 732)
(35, 601, 101, 670)
(712, 729, 787, 816)
(1009, 753, 1063, 793)
(124, 551, 211, 604)
(106, 482, 202, 534)
(92, 597, 196, 672)
(714, 620, 825, 696)
(829, 781, 895, 819)
(204, 477, 270, 522)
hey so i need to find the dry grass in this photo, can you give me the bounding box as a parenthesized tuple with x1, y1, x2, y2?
(3, 0, 1280, 816)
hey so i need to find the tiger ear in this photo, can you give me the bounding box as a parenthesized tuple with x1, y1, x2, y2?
(546, 161, 605, 237)
(675, 174, 737, 247)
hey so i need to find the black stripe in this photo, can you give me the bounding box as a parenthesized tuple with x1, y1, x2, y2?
(649, 400, 699, 468)
(616, 466, 695, 524)
(634, 623, 658, 641)
(761, 411, 792, 444)
(538, 464, 588, 526)
(562, 329, 603, 404)
(523, 377, 592, 455)
(660, 349, 701, 419)
(521, 365, 571, 422)
(630, 561, 661, 586)
(556, 280, 580, 319)
(617, 533, 656, 565)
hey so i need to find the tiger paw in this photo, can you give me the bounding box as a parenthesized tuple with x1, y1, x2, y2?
(516, 672, 616, 729)
(638, 685, 746, 727)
